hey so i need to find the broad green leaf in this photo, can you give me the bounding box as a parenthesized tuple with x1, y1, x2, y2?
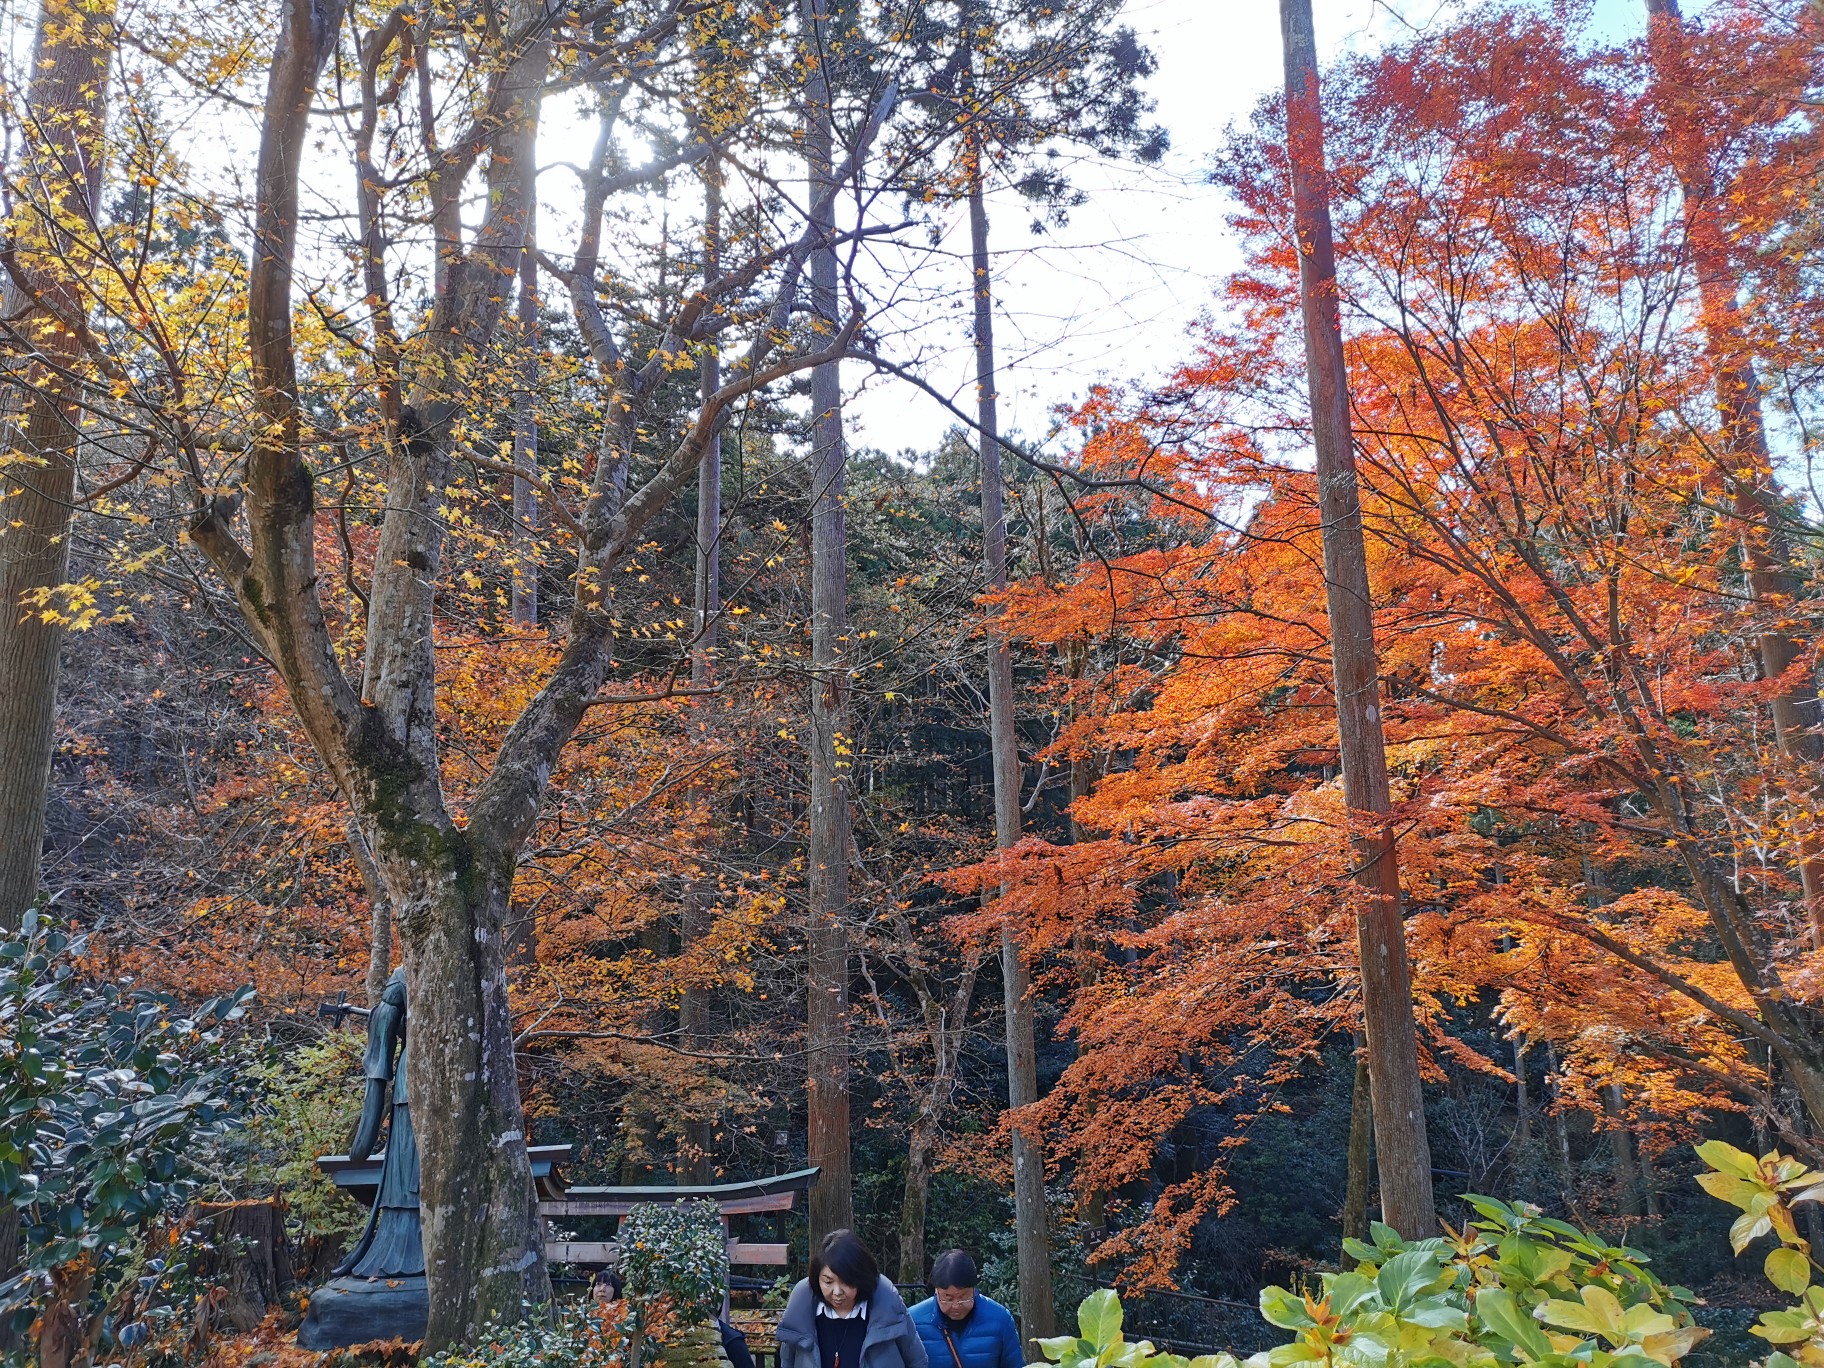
(1079, 1290, 1123, 1350)
(1752, 1310, 1816, 1345)
(1259, 1287, 1315, 1332)
(1036, 1336, 1081, 1363)
(1695, 1140, 1762, 1181)
(1768, 1247, 1813, 1296)
(1325, 1272, 1377, 1318)
(1475, 1288, 1555, 1361)
(1376, 1249, 1444, 1311)
(1731, 1206, 1777, 1255)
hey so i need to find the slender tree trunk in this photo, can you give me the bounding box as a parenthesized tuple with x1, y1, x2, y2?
(349, 819, 393, 1005)
(1645, 0, 1824, 942)
(1342, 1044, 1373, 1259)
(801, 0, 853, 1241)
(0, 0, 116, 935)
(899, 1116, 935, 1286)
(1603, 1083, 1643, 1219)
(510, 225, 539, 628)
(1279, 0, 1437, 1239)
(1514, 1035, 1532, 1149)
(967, 150, 1055, 1345)
(677, 160, 723, 1185)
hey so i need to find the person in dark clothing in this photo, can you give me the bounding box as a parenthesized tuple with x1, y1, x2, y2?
(720, 1317, 757, 1368)
(776, 1231, 927, 1368)
(907, 1251, 1023, 1368)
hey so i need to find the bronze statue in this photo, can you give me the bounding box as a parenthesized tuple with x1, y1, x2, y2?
(336, 966, 422, 1278)
(298, 967, 429, 1348)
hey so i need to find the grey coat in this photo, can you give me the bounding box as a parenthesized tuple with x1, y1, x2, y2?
(776, 1279, 929, 1368)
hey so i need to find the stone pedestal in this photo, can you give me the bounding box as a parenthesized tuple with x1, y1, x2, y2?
(296, 1274, 429, 1349)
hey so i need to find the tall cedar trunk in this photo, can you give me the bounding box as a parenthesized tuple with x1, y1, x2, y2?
(510, 229, 540, 629)
(1342, 1045, 1372, 1260)
(801, 0, 854, 1240)
(0, 0, 116, 1328)
(968, 153, 1054, 1345)
(898, 1117, 936, 1286)
(1279, 0, 1437, 1238)
(677, 159, 724, 1184)
(0, 0, 116, 934)
(1644, 0, 1824, 941)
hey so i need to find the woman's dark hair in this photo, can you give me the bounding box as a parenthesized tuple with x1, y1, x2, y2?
(593, 1269, 625, 1297)
(929, 1250, 978, 1290)
(809, 1229, 880, 1305)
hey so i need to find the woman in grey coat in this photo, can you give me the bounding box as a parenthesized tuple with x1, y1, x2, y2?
(777, 1231, 928, 1368)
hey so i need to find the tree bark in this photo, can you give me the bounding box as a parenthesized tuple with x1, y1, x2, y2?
(1279, 0, 1437, 1239)
(511, 223, 540, 629)
(968, 146, 1054, 1344)
(1644, 0, 1824, 943)
(677, 156, 723, 1186)
(801, 0, 854, 1242)
(1603, 1083, 1643, 1219)
(1342, 1044, 1372, 1258)
(349, 818, 393, 1006)
(0, 0, 116, 1336)
(0, 0, 117, 935)
(898, 1117, 935, 1287)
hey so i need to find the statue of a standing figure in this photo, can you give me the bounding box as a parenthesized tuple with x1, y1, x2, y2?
(336, 966, 422, 1278)
(298, 967, 430, 1348)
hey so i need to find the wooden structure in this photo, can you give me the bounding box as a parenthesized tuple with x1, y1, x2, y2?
(319, 1146, 815, 1274)
(319, 1143, 574, 1208)
(539, 1166, 819, 1271)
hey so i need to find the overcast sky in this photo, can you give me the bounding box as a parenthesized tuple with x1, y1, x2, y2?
(842, 0, 1704, 459)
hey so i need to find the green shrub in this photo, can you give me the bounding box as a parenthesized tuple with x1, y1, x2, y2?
(0, 911, 252, 1366)
(240, 1030, 367, 1252)
(621, 1201, 727, 1328)
(420, 1303, 624, 1368)
(1036, 1198, 1706, 1367)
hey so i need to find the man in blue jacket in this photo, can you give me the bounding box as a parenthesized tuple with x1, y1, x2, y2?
(908, 1251, 1024, 1368)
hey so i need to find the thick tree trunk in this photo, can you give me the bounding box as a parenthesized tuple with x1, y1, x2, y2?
(0, 0, 115, 1336)
(1279, 0, 1437, 1239)
(0, 0, 116, 935)
(1602, 1083, 1643, 1219)
(801, 0, 854, 1241)
(1342, 1046, 1372, 1258)
(392, 848, 549, 1341)
(968, 157, 1054, 1345)
(1644, 0, 1824, 942)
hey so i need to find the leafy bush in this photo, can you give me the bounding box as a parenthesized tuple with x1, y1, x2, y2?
(239, 1030, 367, 1252)
(1034, 1289, 1240, 1368)
(0, 911, 252, 1366)
(1038, 1198, 1707, 1368)
(419, 1302, 627, 1368)
(1693, 1139, 1824, 1367)
(621, 1201, 727, 1327)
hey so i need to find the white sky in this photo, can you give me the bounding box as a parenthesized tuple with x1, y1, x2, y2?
(841, 0, 1704, 458)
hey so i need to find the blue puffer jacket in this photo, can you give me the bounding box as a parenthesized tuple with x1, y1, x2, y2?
(907, 1294, 1023, 1368)
(777, 1278, 929, 1368)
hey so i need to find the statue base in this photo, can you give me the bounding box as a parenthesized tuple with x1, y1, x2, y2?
(297, 1274, 429, 1349)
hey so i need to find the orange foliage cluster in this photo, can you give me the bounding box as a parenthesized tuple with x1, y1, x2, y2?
(947, 2, 1824, 1285)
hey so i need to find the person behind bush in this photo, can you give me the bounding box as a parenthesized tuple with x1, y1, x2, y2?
(908, 1251, 1022, 1368)
(777, 1230, 928, 1368)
